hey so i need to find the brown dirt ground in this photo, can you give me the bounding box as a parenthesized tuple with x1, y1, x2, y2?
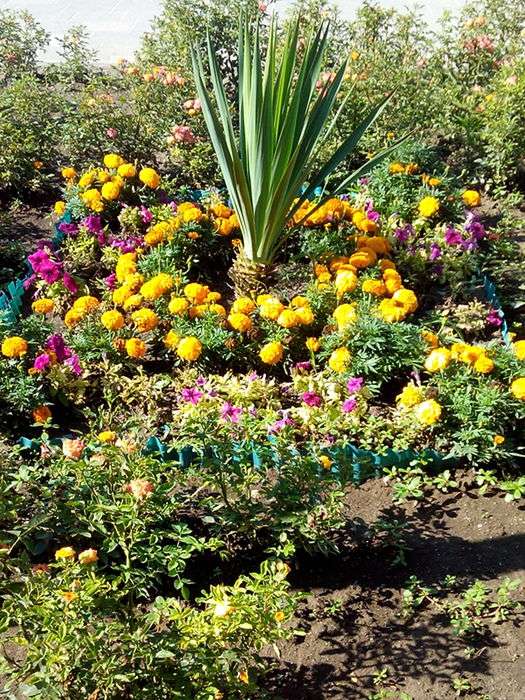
(264, 478, 525, 700)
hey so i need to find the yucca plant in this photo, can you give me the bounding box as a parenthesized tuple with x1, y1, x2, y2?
(192, 16, 404, 293)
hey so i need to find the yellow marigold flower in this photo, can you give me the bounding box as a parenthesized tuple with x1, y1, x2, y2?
(2, 336, 28, 358)
(317, 271, 332, 284)
(392, 288, 418, 314)
(144, 223, 168, 247)
(139, 167, 160, 188)
(349, 247, 377, 269)
(422, 330, 439, 348)
(55, 546, 76, 561)
(168, 297, 190, 315)
(319, 455, 332, 470)
(61, 167, 77, 180)
(424, 347, 452, 372)
(54, 201, 66, 216)
(275, 610, 286, 622)
(78, 170, 96, 188)
(98, 430, 117, 443)
(389, 162, 405, 174)
(295, 306, 314, 325)
(101, 310, 125, 331)
(117, 163, 136, 178)
(259, 297, 285, 321)
(125, 338, 146, 359)
(32, 298, 54, 314)
(474, 354, 494, 374)
(384, 276, 403, 295)
(238, 671, 249, 685)
(81, 188, 104, 211)
(60, 591, 78, 604)
(333, 303, 357, 330)
(458, 345, 484, 364)
(112, 286, 134, 306)
(462, 190, 481, 207)
(450, 343, 469, 360)
(396, 383, 424, 408)
(231, 297, 256, 315)
(428, 177, 441, 187)
(123, 294, 143, 311)
(73, 296, 100, 314)
(362, 279, 386, 297)
(101, 181, 121, 201)
(64, 308, 83, 328)
(211, 203, 233, 218)
(115, 252, 137, 283)
(328, 347, 351, 373)
(259, 341, 284, 365)
(209, 303, 226, 316)
(335, 269, 358, 296)
(206, 291, 222, 303)
(493, 435, 505, 445)
(510, 377, 525, 400)
(377, 298, 407, 323)
(228, 312, 253, 333)
(177, 336, 202, 362)
(78, 548, 98, 565)
(103, 153, 124, 169)
(184, 283, 209, 304)
(33, 405, 52, 424)
(512, 340, 525, 361)
(291, 295, 310, 309)
(357, 236, 390, 255)
(404, 162, 419, 175)
(163, 330, 181, 350)
(140, 273, 174, 300)
(379, 259, 396, 271)
(97, 169, 111, 183)
(131, 308, 158, 332)
(306, 337, 320, 352)
(277, 309, 300, 328)
(414, 399, 442, 425)
(418, 196, 440, 218)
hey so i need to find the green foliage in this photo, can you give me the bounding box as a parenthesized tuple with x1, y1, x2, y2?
(0, 9, 49, 85)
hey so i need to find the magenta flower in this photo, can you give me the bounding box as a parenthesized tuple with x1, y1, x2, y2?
(140, 206, 153, 224)
(104, 273, 117, 289)
(64, 354, 82, 376)
(444, 227, 463, 246)
(46, 334, 68, 362)
(295, 361, 312, 372)
(301, 391, 322, 407)
(346, 377, 363, 394)
(486, 309, 502, 327)
(220, 402, 242, 423)
(33, 353, 51, 372)
(62, 272, 78, 293)
(342, 397, 357, 413)
(181, 387, 203, 404)
(429, 243, 442, 261)
(269, 415, 294, 432)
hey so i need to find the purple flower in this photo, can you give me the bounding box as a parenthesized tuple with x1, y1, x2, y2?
(64, 354, 82, 376)
(33, 353, 51, 372)
(220, 402, 242, 423)
(181, 387, 203, 404)
(301, 391, 322, 407)
(429, 243, 442, 261)
(342, 397, 357, 413)
(140, 206, 153, 224)
(104, 273, 117, 289)
(46, 334, 68, 363)
(295, 361, 311, 372)
(83, 215, 102, 233)
(269, 415, 294, 432)
(195, 376, 207, 386)
(247, 371, 259, 382)
(394, 224, 413, 243)
(23, 274, 36, 290)
(487, 309, 502, 327)
(62, 272, 78, 293)
(357, 177, 369, 186)
(58, 222, 79, 236)
(249, 407, 257, 417)
(346, 377, 363, 394)
(28, 250, 62, 284)
(444, 227, 463, 246)
(464, 214, 486, 241)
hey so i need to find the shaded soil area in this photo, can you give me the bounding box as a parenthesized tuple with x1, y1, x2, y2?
(264, 479, 525, 699)
(0, 203, 53, 287)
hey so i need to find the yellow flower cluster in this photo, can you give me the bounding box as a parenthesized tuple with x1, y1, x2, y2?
(64, 295, 100, 328)
(396, 383, 442, 425)
(424, 343, 495, 374)
(389, 161, 419, 175)
(210, 203, 240, 237)
(418, 196, 440, 218)
(290, 197, 353, 227)
(1, 336, 28, 358)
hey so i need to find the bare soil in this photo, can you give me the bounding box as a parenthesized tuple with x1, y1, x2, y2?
(264, 479, 525, 700)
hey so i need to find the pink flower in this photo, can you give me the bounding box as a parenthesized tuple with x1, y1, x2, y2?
(106, 128, 118, 139)
(62, 438, 85, 460)
(301, 391, 322, 407)
(342, 398, 357, 413)
(220, 402, 242, 423)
